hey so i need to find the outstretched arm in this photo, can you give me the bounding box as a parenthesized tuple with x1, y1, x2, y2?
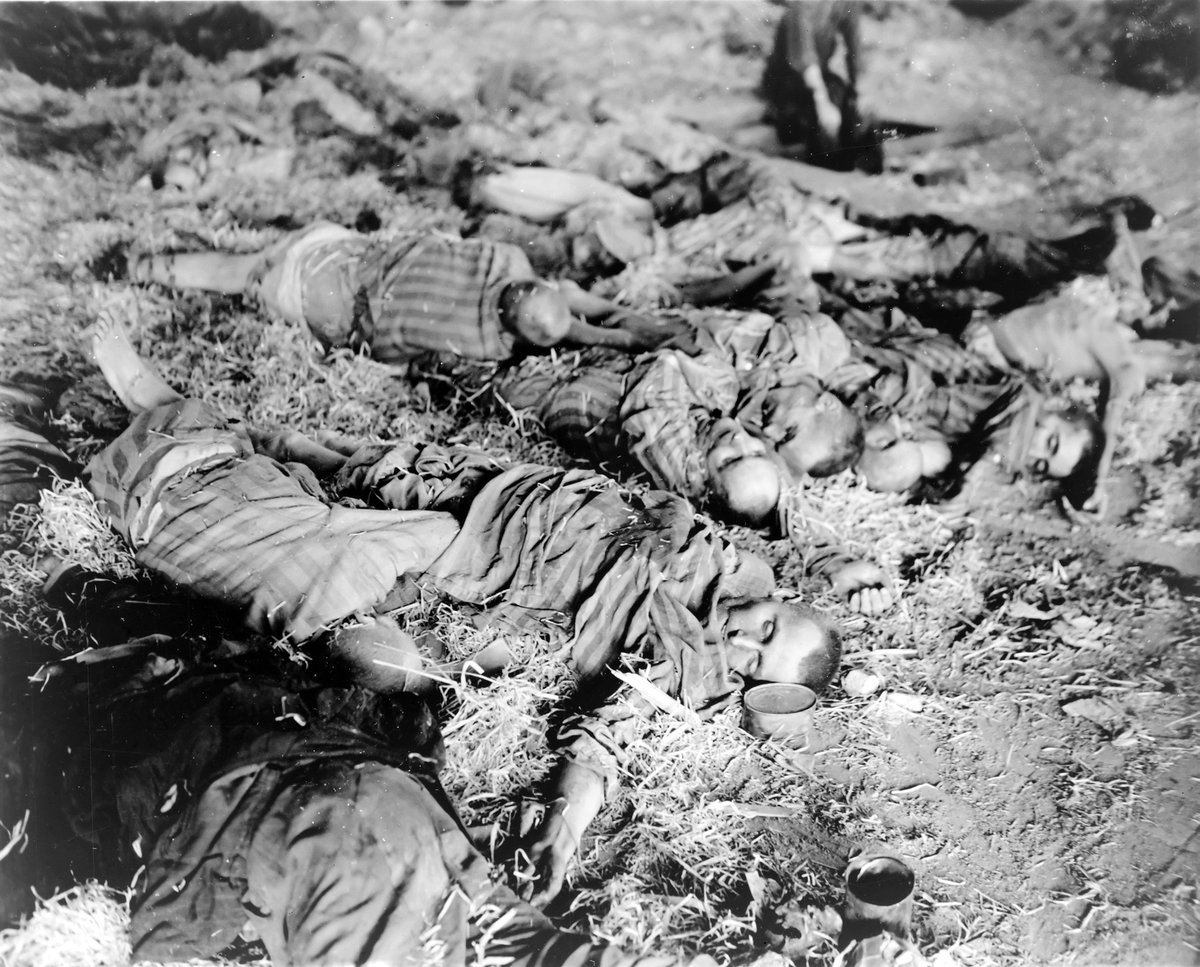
(250, 428, 353, 476)
(518, 687, 661, 905)
(777, 490, 895, 615)
(556, 279, 688, 350)
(677, 261, 776, 307)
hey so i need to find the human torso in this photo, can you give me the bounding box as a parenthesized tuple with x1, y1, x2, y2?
(984, 277, 1132, 382)
(361, 233, 534, 362)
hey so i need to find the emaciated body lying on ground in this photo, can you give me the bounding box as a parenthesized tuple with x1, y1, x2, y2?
(39, 623, 719, 967)
(831, 209, 1200, 513)
(85, 293, 846, 902)
(131, 221, 668, 362)
(493, 305, 893, 616)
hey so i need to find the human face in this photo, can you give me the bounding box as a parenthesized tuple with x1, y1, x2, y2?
(706, 420, 780, 520)
(1026, 412, 1092, 479)
(706, 418, 769, 478)
(768, 386, 853, 477)
(722, 599, 840, 691)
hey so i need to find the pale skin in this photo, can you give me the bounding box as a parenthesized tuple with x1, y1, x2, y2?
(803, 64, 842, 144)
(537, 279, 681, 351)
(985, 309, 1152, 518)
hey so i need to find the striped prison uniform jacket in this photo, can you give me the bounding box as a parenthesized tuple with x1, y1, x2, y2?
(496, 345, 741, 502)
(250, 223, 537, 362)
(333, 442, 776, 796)
(497, 312, 864, 582)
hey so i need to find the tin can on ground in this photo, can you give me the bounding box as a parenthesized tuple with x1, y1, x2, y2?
(741, 682, 817, 748)
(841, 854, 916, 943)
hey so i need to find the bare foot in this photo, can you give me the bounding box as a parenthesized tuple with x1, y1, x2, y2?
(87, 293, 182, 413)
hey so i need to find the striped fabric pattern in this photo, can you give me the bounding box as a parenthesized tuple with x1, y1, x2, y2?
(620, 349, 740, 499)
(909, 380, 1025, 443)
(342, 445, 774, 698)
(496, 351, 632, 466)
(499, 347, 742, 497)
(87, 401, 460, 640)
(362, 232, 536, 362)
(338, 444, 780, 797)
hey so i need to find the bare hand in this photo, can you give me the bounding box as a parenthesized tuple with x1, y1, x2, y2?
(1080, 486, 1108, 519)
(1061, 488, 1107, 527)
(815, 99, 842, 143)
(516, 806, 579, 907)
(830, 560, 895, 616)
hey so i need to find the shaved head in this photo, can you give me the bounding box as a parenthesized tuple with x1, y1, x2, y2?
(499, 281, 573, 347)
(712, 456, 781, 526)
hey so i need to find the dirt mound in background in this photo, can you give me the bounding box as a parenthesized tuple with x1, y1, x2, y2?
(993, 0, 1198, 94)
(0, 2, 278, 91)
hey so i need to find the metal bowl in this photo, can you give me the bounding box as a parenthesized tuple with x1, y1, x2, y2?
(741, 682, 817, 746)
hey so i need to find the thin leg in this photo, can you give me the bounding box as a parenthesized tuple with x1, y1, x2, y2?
(1133, 340, 1200, 383)
(87, 294, 183, 413)
(132, 250, 261, 294)
(678, 261, 775, 306)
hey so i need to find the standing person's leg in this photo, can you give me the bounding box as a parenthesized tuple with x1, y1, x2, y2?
(87, 292, 183, 413)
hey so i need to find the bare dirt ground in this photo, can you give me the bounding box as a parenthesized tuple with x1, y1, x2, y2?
(0, 3, 1197, 966)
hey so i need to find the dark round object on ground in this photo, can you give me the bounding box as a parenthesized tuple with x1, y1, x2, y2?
(948, 0, 1028, 19)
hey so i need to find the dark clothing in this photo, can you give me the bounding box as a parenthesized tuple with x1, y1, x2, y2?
(42, 563, 220, 646)
(46, 646, 672, 967)
(1142, 255, 1200, 341)
(845, 211, 1120, 299)
(650, 154, 1122, 303)
(0, 383, 76, 525)
(764, 1, 861, 89)
(761, 1, 868, 168)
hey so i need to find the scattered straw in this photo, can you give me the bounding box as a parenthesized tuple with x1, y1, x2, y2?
(35, 480, 136, 580)
(0, 882, 131, 967)
(1, 6, 1198, 965)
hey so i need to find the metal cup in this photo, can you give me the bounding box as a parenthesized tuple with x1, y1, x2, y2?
(741, 682, 817, 748)
(841, 854, 916, 943)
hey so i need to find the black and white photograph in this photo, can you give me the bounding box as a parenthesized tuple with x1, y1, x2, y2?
(0, 1, 1197, 965)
